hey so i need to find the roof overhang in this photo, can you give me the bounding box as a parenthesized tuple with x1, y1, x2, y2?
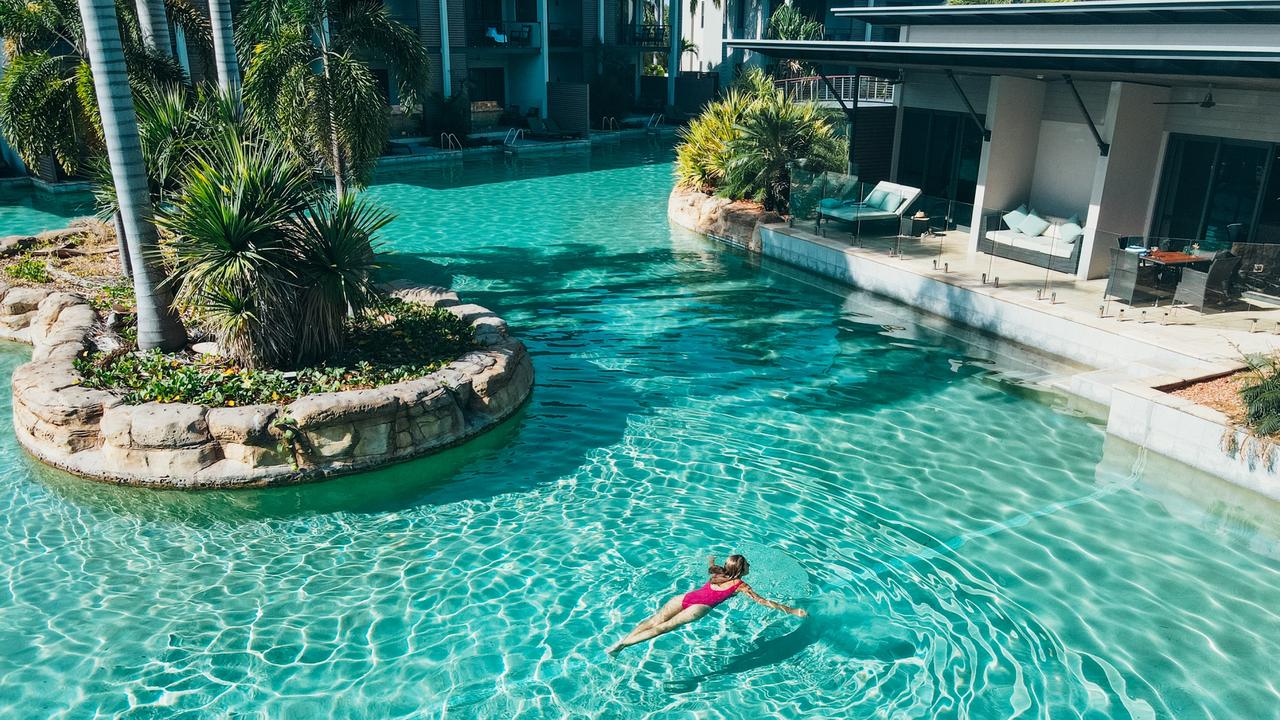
(831, 0, 1280, 26)
(727, 39, 1280, 89)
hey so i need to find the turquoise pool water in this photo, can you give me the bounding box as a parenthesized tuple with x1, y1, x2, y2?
(0, 185, 93, 237)
(2, 142, 1279, 718)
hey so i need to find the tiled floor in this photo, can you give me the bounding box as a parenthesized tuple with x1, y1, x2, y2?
(775, 220, 1280, 365)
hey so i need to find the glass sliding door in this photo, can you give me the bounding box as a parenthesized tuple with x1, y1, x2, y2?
(1153, 134, 1272, 246)
(895, 107, 984, 230)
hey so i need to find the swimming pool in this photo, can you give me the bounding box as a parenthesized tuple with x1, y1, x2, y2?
(1, 142, 1278, 718)
(0, 184, 93, 237)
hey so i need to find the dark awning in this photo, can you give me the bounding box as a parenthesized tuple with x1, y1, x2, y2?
(726, 39, 1280, 87)
(831, 0, 1280, 26)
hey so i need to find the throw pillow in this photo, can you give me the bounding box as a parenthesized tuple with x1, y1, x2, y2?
(1017, 212, 1051, 238)
(1059, 222, 1084, 244)
(819, 197, 843, 209)
(865, 189, 889, 209)
(1002, 205, 1029, 230)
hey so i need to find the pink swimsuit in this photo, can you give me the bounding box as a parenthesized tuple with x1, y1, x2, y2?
(682, 580, 742, 609)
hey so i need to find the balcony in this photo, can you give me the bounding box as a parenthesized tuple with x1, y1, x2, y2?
(618, 24, 669, 48)
(467, 21, 541, 49)
(548, 23, 582, 48)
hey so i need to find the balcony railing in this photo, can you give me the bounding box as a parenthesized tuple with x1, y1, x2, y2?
(467, 21, 541, 48)
(548, 23, 582, 47)
(774, 75, 896, 105)
(618, 24, 670, 48)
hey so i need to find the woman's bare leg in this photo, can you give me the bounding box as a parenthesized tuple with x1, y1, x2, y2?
(609, 596, 683, 653)
(610, 605, 711, 654)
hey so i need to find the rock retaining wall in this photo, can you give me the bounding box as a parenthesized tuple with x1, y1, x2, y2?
(7, 281, 533, 488)
(667, 187, 781, 253)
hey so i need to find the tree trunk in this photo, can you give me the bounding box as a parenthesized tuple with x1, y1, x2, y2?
(78, 0, 187, 351)
(208, 0, 241, 98)
(135, 0, 173, 57)
(113, 211, 132, 278)
(318, 18, 346, 198)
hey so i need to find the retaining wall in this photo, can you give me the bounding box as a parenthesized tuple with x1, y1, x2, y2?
(6, 281, 533, 488)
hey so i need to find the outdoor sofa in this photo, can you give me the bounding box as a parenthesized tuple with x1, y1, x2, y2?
(815, 181, 922, 234)
(979, 205, 1084, 274)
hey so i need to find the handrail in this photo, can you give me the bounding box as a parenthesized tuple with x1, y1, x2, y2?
(773, 75, 896, 105)
(440, 132, 462, 151)
(645, 113, 664, 132)
(503, 128, 525, 147)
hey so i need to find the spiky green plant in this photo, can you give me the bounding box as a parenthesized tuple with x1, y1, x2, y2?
(238, 0, 430, 196)
(674, 67, 845, 210)
(157, 132, 392, 368)
(157, 135, 313, 366)
(767, 4, 824, 78)
(722, 92, 845, 211)
(291, 194, 388, 364)
(1241, 354, 1280, 436)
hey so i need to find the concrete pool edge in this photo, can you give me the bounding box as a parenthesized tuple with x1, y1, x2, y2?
(5, 281, 534, 489)
(669, 188, 1280, 500)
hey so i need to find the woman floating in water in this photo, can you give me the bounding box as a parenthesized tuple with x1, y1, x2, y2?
(608, 554, 806, 655)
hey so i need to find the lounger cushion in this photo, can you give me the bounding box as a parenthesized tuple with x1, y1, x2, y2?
(878, 192, 904, 212)
(1017, 212, 1051, 238)
(985, 229, 1076, 258)
(820, 205, 898, 224)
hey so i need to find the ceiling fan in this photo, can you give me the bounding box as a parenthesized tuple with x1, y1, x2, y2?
(1153, 86, 1233, 109)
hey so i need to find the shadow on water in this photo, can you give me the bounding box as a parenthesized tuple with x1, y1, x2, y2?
(662, 611, 919, 694)
(372, 139, 674, 191)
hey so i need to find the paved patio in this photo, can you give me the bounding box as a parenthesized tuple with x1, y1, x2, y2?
(773, 220, 1280, 367)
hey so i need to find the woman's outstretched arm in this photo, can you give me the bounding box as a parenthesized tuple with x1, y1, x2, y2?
(740, 584, 807, 616)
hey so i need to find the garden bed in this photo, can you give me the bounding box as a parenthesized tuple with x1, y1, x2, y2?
(7, 280, 533, 489)
(1169, 371, 1249, 426)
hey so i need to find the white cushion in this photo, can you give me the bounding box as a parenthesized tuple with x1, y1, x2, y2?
(985, 229, 1075, 258)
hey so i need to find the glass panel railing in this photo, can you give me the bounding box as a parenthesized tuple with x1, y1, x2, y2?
(1100, 235, 1280, 316)
(787, 164, 863, 233)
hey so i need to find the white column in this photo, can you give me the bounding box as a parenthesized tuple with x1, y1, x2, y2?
(968, 75, 1046, 251)
(666, 0, 681, 108)
(1077, 82, 1171, 279)
(538, 0, 549, 117)
(439, 0, 452, 97)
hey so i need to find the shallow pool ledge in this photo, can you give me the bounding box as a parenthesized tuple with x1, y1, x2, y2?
(4, 282, 533, 489)
(669, 188, 1280, 500)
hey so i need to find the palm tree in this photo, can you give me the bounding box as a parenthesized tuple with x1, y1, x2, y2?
(722, 91, 845, 212)
(207, 0, 239, 96)
(76, 0, 186, 350)
(238, 0, 429, 197)
(135, 0, 172, 55)
(0, 0, 208, 176)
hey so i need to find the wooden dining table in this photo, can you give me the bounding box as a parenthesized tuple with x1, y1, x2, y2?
(1138, 250, 1213, 289)
(1140, 250, 1213, 268)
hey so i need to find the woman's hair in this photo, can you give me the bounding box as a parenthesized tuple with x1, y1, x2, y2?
(710, 554, 749, 581)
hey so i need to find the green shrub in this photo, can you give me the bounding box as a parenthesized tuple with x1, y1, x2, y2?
(423, 90, 472, 140)
(157, 134, 389, 369)
(75, 299, 476, 406)
(1241, 355, 1280, 436)
(91, 280, 136, 311)
(674, 67, 845, 211)
(5, 257, 50, 283)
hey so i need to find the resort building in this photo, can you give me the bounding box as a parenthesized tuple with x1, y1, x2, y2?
(726, 0, 1280, 284)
